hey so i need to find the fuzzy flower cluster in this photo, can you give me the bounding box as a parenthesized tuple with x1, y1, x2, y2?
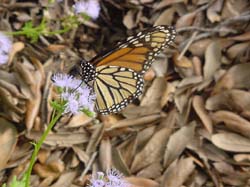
(52, 73, 96, 115)
(73, 0, 100, 19)
(0, 32, 12, 65)
(88, 169, 130, 187)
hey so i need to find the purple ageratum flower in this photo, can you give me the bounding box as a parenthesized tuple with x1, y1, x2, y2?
(52, 73, 96, 114)
(106, 169, 129, 187)
(73, 0, 100, 19)
(88, 169, 130, 187)
(52, 73, 82, 90)
(0, 32, 12, 65)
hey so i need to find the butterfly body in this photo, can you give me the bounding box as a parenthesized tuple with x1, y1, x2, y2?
(78, 25, 176, 115)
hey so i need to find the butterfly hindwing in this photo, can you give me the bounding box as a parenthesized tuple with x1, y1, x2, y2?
(93, 66, 143, 115)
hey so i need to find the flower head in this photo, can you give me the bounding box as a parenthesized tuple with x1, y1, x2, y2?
(51, 73, 96, 115)
(73, 0, 100, 19)
(88, 169, 130, 187)
(0, 32, 12, 65)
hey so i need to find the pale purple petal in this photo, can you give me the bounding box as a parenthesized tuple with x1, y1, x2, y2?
(52, 73, 74, 88)
(73, 0, 100, 19)
(0, 32, 12, 65)
(52, 73, 96, 114)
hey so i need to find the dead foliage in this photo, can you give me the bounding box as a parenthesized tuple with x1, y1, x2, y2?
(0, 0, 250, 186)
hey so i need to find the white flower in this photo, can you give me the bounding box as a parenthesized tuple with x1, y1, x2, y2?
(73, 0, 100, 19)
(0, 32, 12, 65)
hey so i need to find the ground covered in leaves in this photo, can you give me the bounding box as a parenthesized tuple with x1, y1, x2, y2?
(1, 0, 250, 186)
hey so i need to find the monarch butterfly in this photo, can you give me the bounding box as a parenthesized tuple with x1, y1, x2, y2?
(75, 25, 176, 115)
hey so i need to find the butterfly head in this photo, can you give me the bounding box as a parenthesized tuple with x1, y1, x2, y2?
(79, 60, 97, 84)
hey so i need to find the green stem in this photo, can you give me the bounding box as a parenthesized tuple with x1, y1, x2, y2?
(25, 111, 62, 187)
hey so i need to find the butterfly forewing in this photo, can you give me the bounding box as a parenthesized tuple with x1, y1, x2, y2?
(90, 25, 176, 74)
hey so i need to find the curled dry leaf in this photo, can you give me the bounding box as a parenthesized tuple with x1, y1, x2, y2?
(0, 118, 17, 170)
(164, 122, 196, 167)
(72, 146, 90, 165)
(206, 0, 224, 23)
(206, 89, 250, 113)
(112, 147, 131, 176)
(66, 114, 93, 128)
(86, 124, 104, 155)
(173, 52, 193, 68)
(123, 10, 137, 29)
(204, 41, 221, 80)
(176, 11, 197, 28)
(99, 138, 112, 171)
(136, 161, 162, 179)
(189, 39, 212, 57)
(50, 171, 77, 187)
(193, 95, 213, 133)
(8, 42, 25, 64)
(118, 135, 138, 168)
(154, 7, 175, 26)
(211, 110, 250, 138)
(140, 77, 167, 109)
(131, 127, 173, 173)
(27, 132, 89, 147)
(213, 63, 250, 94)
(162, 157, 195, 187)
(227, 42, 249, 59)
(126, 176, 159, 187)
(212, 133, 250, 152)
(33, 163, 60, 180)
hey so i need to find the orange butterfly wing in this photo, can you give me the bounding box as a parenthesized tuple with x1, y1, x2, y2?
(90, 25, 176, 74)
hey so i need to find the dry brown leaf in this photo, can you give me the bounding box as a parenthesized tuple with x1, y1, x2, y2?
(213, 63, 250, 94)
(206, 0, 224, 23)
(37, 149, 50, 164)
(176, 11, 197, 28)
(126, 176, 159, 187)
(50, 171, 77, 187)
(162, 157, 195, 187)
(72, 146, 90, 164)
(107, 114, 161, 130)
(28, 132, 89, 147)
(231, 31, 250, 41)
(140, 77, 167, 108)
(212, 133, 250, 152)
(112, 147, 131, 176)
(192, 56, 202, 76)
(204, 41, 221, 80)
(86, 124, 104, 155)
(227, 42, 249, 59)
(189, 39, 212, 57)
(164, 122, 196, 166)
(193, 95, 213, 133)
(8, 42, 25, 64)
(33, 163, 60, 179)
(118, 135, 138, 168)
(66, 114, 92, 128)
(143, 68, 155, 81)
(131, 127, 173, 173)
(123, 10, 137, 29)
(211, 110, 250, 138)
(136, 161, 162, 179)
(99, 138, 112, 171)
(0, 118, 17, 170)
(173, 53, 193, 68)
(206, 89, 250, 113)
(154, 7, 175, 26)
